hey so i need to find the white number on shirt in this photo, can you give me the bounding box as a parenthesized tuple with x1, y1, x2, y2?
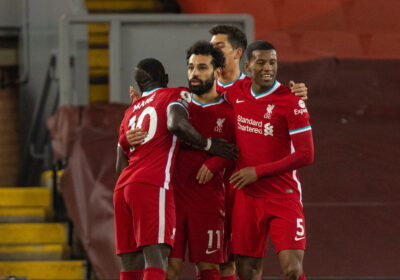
(128, 106, 158, 151)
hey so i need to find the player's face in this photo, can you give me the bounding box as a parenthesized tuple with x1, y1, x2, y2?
(210, 34, 236, 69)
(245, 49, 278, 90)
(188, 54, 217, 95)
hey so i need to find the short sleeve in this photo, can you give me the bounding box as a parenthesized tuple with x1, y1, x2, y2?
(167, 88, 191, 116)
(284, 97, 312, 136)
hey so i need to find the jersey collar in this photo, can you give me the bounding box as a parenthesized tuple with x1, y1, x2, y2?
(250, 80, 281, 99)
(217, 72, 246, 88)
(191, 93, 224, 107)
(142, 87, 162, 97)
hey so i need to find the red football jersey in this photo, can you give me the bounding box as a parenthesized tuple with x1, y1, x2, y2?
(216, 73, 249, 207)
(216, 72, 247, 94)
(115, 87, 191, 191)
(225, 79, 312, 200)
(173, 94, 235, 214)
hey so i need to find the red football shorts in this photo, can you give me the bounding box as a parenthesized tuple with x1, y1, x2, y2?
(114, 182, 176, 255)
(231, 190, 306, 258)
(169, 209, 224, 263)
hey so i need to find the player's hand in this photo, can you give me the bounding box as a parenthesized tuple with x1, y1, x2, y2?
(130, 86, 141, 103)
(289, 81, 308, 101)
(208, 138, 239, 160)
(126, 128, 147, 146)
(196, 164, 214, 184)
(230, 167, 258, 190)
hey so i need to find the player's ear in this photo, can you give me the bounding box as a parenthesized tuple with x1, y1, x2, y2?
(244, 61, 250, 72)
(234, 47, 243, 60)
(215, 67, 222, 78)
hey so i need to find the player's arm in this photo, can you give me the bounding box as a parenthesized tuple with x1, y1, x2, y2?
(167, 103, 238, 160)
(230, 130, 314, 190)
(289, 81, 308, 101)
(116, 117, 130, 176)
(116, 145, 129, 177)
(197, 156, 235, 184)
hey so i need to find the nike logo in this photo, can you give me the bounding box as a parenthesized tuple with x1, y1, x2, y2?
(236, 99, 245, 103)
(294, 236, 305, 241)
(205, 249, 218, 254)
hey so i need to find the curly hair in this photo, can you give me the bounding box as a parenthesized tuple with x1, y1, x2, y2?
(186, 40, 225, 69)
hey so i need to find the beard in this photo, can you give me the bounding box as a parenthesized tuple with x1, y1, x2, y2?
(188, 74, 214, 96)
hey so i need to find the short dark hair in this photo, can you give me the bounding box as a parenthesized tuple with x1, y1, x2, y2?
(136, 58, 166, 82)
(209, 24, 247, 52)
(186, 40, 225, 69)
(246, 40, 276, 61)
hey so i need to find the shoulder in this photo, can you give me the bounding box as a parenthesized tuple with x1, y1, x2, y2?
(165, 87, 191, 111)
(124, 104, 133, 114)
(277, 85, 309, 117)
(225, 78, 251, 98)
(275, 84, 299, 101)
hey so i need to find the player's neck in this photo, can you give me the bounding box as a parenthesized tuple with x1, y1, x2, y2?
(141, 83, 164, 92)
(193, 88, 220, 104)
(252, 81, 275, 94)
(219, 66, 241, 85)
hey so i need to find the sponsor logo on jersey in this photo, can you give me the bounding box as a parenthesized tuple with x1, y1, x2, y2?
(132, 95, 155, 113)
(214, 118, 225, 133)
(237, 115, 274, 137)
(294, 108, 308, 115)
(237, 115, 263, 134)
(236, 99, 245, 103)
(294, 100, 308, 115)
(264, 123, 274, 136)
(237, 115, 263, 127)
(264, 104, 275, 119)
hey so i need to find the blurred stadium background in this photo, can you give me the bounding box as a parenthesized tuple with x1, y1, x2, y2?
(0, 0, 399, 279)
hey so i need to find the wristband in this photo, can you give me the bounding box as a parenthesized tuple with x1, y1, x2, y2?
(203, 138, 212, 151)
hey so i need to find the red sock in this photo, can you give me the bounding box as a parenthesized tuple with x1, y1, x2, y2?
(284, 271, 306, 280)
(199, 269, 220, 280)
(221, 275, 236, 280)
(120, 269, 143, 280)
(143, 267, 166, 280)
